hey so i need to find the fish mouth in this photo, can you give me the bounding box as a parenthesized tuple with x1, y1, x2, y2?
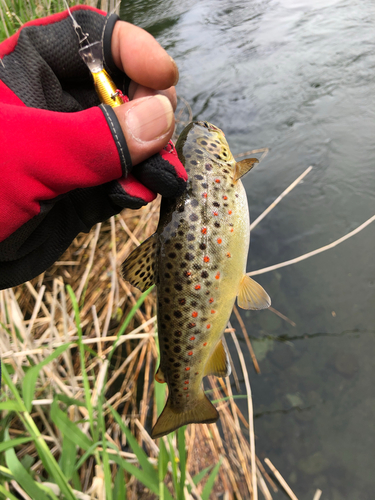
(196, 121, 222, 134)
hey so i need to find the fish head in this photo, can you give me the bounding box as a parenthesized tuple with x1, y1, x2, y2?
(176, 121, 258, 181)
(176, 121, 235, 170)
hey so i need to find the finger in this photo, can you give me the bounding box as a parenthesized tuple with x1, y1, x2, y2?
(129, 83, 177, 111)
(111, 21, 179, 90)
(113, 94, 175, 166)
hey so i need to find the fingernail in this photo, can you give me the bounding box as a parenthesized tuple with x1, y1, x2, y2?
(126, 95, 173, 143)
(170, 56, 179, 86)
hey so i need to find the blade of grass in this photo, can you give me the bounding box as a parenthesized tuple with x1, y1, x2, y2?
(4, 431, 56, 500)
(113, 465, 126, 498)
(178, 426, 187, 500)
(50, 399, 93, 451)
(22, 343, 70, 412)
(109, 406, 157, 480)
(0, 484, 20, 500)
(66, 285, 96, 443)
(201, 457, 222, 500)
(1, 363, 77, 500)
(108, 284, 155, 363)
(0, 437, 33, 453)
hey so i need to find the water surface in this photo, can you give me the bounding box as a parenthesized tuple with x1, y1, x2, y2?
(121, 1, 375, 497)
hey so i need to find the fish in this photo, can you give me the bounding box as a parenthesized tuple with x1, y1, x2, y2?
(121, 121, 271, 439)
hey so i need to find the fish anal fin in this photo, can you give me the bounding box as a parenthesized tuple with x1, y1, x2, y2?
(151, 392, 219, 439)
(233, 158, 259, 181)
(155, 366, 166, 384)
(203, 339, 231, 378)
(121, 234, 159, 292)
(237, 275, 271, 310)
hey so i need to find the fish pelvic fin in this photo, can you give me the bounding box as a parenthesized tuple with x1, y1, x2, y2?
(204, 339, 231, 378)
(237, 275, 271, 310)
(233, 158, 259, 181)
(151, 392, 219, 439)
(121, 233, 159, 292)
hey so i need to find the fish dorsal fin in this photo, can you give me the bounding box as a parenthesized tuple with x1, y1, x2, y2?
(151, 391, 219, 439)
(121, 233, 159, 292)
(233, 158, 259, 181)
(237, 275, 271, 310)
(203, 339, 231, 378)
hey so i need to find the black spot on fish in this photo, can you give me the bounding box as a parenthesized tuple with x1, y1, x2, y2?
(174, 374, 180, 379)
(178, 205, 184, 212)
(190, 214, 198, 222)
(191, 301, 198, 307)
(187, 234, 195, 241)
(201, 183, 208, 189)
(201, 140, 207, 145)
(165, 287, 170, 293)
(139, 272, 145, 278)
(174, 362, 181, 367)
(205, 163, 212, 171)
(174, 311, 182, 318)
(164, 314, 171, 321)
(181, 262, 187, 268)
(185, 253, 194, 261)
(195, 174, 203, 180)
(179, 298, 186, 305)
(199, 243, 206, 250)
(174, 346, 181, 353)
(201, 271, 209, 278)
(175, 284, 183, 291)
(214, 222, 220, 228)
(174, 330, 182, 337)
(191, 160, 198, 165)
(191, 199, 199, 207)
(214, 154, 221, 159)
(135, 269, 140, 275)
(213, 202, 220, 207)
(164, 297, 170, 303)
(175, 242, 182, 250)
(166, 263, 173, 269)
(195, 149, 203, 155)
(164, 273, 170, 278)
(178, 230, 184, 236)
(168, 252, 176, 258)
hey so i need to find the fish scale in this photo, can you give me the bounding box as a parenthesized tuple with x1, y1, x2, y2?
(121, 121, 271, 438)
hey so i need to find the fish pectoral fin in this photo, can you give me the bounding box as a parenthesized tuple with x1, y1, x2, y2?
(233, 158, 259, 181)
(203, 339, 231, 378)
(155, 366, 166, 384)
(121, 233, 159, 292)
(237, 275, 271, 310)
(151, 392, 219, 439)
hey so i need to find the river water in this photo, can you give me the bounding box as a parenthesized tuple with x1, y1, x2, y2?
(121, 0, 375, 497)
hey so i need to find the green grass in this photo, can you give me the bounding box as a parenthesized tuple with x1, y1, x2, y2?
(0, 285, 221, 499)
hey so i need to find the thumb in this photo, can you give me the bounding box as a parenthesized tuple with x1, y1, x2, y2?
(113, 95, 175, 167)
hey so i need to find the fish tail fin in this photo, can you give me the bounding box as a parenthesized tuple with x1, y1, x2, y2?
(151, 392, 219, 439)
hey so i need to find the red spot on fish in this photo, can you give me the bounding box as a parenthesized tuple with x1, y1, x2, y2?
(185, 271, 191, 276)
(206, 325, 211, 329)
(230, 228, 234, 232)
(217, 238, 222, 244)
(223, 195, 228, 200)
(190, 336, 196, 341)
(195, 284, 201, 290)
(215, 179, 220, 183)
(188, 351, 193, 356)
(192, 311, 198, 318)
(227, 252, 231, 258)
(203, 342, 208, 346)
(201, 227, 207, 234)
(183, 387, 188, 390)
(188, 323, 196, 328)
(215, 272, 220, 279)
(184, 380, 189, 385)
(195, 372, 199, 375)
(211, 309, 216, 314)
(213, 211, 219, 216)
(186, 394, 190, 397)
(185, 367, 190, 371)
(228, 210, 232, 214)
(204, 256, 210, 263)
(209, 298, 214, 303)
(203, 192, 207, 198)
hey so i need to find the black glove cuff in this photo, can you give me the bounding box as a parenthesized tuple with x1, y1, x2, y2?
(100, 104, 132, 177)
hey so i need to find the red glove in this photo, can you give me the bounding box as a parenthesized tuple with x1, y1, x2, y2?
(0, 6, 187, 289)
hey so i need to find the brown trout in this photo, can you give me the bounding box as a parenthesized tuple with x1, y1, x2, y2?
(122, 121, 270, 438)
